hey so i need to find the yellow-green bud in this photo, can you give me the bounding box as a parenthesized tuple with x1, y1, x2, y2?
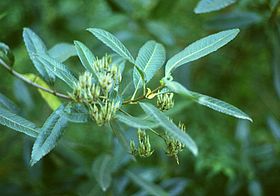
(137, 129, 153, 158)
(164, 122, 186, 164)
(157, 92, 174, 111)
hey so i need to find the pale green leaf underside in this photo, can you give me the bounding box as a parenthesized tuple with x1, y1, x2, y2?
(48, 43, 76, 62)
(195, 0, 237, 14)
(116, 113, 159, 129)
(36, 54, 77, 88)
(74, 40, 96, 73)
(0, 107, 39, 138)
(165, 29, 240, 75)
(31, 105, 68, 166)
(139, 102, 198, 156)
(92, 154, 113, 191)
(126, 170, 169, 196)
(165, 80, 252, 121)
(133, 40, 166, 89)
(87, 28, 135, 64)
(23, 28, 55, 83)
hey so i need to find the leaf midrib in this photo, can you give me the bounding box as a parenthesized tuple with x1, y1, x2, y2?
(167, 31, 236, 73)
(0, 110, 39, 136)
(135, 44, 159, 90)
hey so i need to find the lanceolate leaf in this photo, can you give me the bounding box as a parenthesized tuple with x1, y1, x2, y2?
(23, 28, 55, 83)
(195, 0, 237, 14)
(24, 73, 61, 111)
(116, 113, 159, 129)
(74, 41, 96, 73)
(36, 54, 77, 88)
(165, 29, 240, 75)
(133, 41, 166, 90)
(64, 103, 89, 123)
(139, 102, 198, 156)
(164, 80, 252, 121)
(0, 107, 39, 138)
(193, 92, 252, 121)
(92, 154, 113, 191)
(31, 105, 68, 166)
(110, 120, 132, 154)
(126, 170, 169, 196)
(0, 92, 19, 113)
(87, 28, 135, 64)
(48, 43, 76, 62)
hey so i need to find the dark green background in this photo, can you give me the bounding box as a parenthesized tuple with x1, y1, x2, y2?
(0, 0, 279, 195)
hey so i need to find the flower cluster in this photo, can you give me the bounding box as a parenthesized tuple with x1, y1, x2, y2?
(130, 129, 153, 158)
(164, 122, 186, 164)
(70, 55, 122, 126)
(157, 91, 174, 111)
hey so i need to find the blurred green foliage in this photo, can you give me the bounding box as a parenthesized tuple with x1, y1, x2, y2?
(0, 0, 280, 195)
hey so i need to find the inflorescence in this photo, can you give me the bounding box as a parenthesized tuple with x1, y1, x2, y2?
(69, 55, 121, 126)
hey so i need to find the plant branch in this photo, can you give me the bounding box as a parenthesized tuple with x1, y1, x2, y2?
(0, 59, 71, 100)
(123, 85, 164, 105)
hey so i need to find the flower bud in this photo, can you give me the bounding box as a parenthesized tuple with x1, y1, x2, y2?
(157, 92, 174, 111)
(137, 129, 153, 158)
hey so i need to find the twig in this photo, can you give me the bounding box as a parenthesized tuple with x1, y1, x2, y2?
(123, 85, 164, 105)
(0, 59, 71, 100)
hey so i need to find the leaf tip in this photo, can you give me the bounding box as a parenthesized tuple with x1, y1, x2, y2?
(29, 158, 37, 167)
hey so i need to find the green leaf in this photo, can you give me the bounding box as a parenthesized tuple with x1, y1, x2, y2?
(116, 113, 159, 129)
(92, 154, 113, 191)
(0, 42, 14, 66)
(126, 170, 169, 196)
(35, 54, 77, 88)
(164, 79, 252, 121)
(23, 73, 61, 110)
(139, 102, 198, 156)
(0, 92, 19, 113)
(48, 43, 76, 62)
(64, 103, 89, 123)
(0, 107, 39, 138)
(87, 28, 135, 64)
(23, 28, 55, 83)
(195, 0, 237, 14)
(110, 120, 132, 154)
(133, 41, 165, 90)
(74, 40, 96, 73)
(193, 92, 252, 122)
(31, 105, 68, 166)
(165, 29, 240, 75)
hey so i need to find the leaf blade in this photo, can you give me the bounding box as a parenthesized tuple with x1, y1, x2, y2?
(133, 40, 166, 89)
(48, 43, 76, 62)
(92, 154, 113, 191)
(165, 80, 252, 121)
(0, 107, 39, 138)
(87, 28, 135, 64)
(74, 40, 96, 73)
(195, 0, 237, 14)
(126, 170, 169, 196)
(193, 92, 253, 122)
(165, 29, 240, 75)
(139, 102, 198, 156)
(116, 113, 159, 129)
(23, 28, 55, 83)
(36, 54, 77, 88)
(0, 92, 19, 113)
(31, 105, 68, 166)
